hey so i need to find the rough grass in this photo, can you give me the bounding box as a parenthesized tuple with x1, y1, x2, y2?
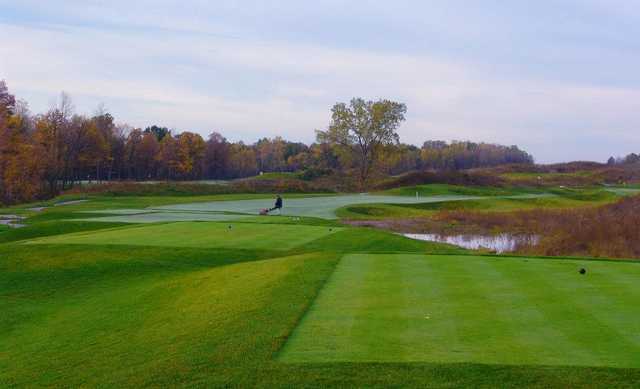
(336, 203, 433, 219)
(339, 188, 620, 220)
(375, 171, 508, 189)
(382, 184, 532, 197)
(440, 195, 640, 259)
(402, 191, 616, 212)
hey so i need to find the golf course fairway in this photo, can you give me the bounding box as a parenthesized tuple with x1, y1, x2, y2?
(279, 254, 640, 367)
(27, 222, 344, 250)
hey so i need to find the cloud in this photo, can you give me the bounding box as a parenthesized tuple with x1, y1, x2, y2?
(1, 1, 640, 163)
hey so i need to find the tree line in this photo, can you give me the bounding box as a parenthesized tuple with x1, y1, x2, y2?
(0, 81, 533, 204)
(607, 153, 640, 166)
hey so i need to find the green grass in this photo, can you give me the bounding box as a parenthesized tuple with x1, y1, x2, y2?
(76, 212, 253, 224)
(298, 227, 466, 254)
(399, 193, 615, 213)
(280, 254, 640, 367)
(382, 184, 537, 197)
(0, 220, 128, 244)
(547, 187, 619, 201)
(500, 172, 589, 179)
(336, 197, 560, 219)
(0, 243, 336, 387)
(2, 189, 640, 387)
(28, 222, 344, 251)
(336, 203, 433, 219)
(153, 193, 493, 219)
(337, 188, 621, 219)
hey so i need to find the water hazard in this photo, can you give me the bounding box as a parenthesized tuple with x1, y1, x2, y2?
(404, 233, 539, 253)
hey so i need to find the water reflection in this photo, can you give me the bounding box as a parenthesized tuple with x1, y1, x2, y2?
(404, 233, 539, 253)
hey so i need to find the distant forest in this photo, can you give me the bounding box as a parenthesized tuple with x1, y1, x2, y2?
(0, 80, 532, 204)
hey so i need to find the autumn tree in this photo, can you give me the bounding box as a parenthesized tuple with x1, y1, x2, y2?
(108, 125, 128, 180)
(144, 125, 170, 141)
(0, 78, 547, 204)
(0, 83, 42, 203)
(378, 143, 420, 175)
(317, 98, 407, 188)
(228, 142, 258, 178)
(124, 128, 144, 179)
(256, 137, 286, 172)
(33, 93, 74, 193)
(174, 132, 206, 179)
(157, 134, 179, 179)
(0, 80, 16, 114)
(138, 131, 160, 179)
(420, 141, 533, 170)
(92, 109, 117, 180)
(205, 132, 230, 179)
(59, 115, 109, 184)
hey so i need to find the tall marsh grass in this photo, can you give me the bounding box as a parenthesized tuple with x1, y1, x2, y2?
(441, 195, 640, 259)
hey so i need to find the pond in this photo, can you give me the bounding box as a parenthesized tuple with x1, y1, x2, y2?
(404, 233, 539, 253)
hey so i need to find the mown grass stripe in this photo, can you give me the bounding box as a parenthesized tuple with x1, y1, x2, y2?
(278, 254, 640, 367)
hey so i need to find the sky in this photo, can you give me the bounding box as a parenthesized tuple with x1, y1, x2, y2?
(1, 1, 640, 163)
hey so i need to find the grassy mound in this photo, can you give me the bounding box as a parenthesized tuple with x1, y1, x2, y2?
(338, 187, 621, 219)
(382, 183, 529, 197)
(1, 244, 336, 387)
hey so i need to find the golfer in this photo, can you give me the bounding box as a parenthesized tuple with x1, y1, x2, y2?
(270, 195, 283, 214)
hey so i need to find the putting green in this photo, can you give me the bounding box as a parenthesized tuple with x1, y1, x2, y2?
(154, 194, 547, 219)
(27, 222, 343, 250)
(279, 254, 640, 367)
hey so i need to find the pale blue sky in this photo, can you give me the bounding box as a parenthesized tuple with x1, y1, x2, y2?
(1, 0, 639, 162)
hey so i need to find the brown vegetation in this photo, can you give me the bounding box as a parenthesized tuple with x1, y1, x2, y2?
(346, 194, 640, 259)
(66, 178, 333, 197)
(439, 195, 640, 259)
(375, 170, 507, 190)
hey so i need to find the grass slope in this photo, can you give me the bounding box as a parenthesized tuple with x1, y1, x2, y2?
(280, 254, 640, 367)
(0, 244, 336, 387)
(382, 184, 537, 197)
(27, 222, 344, 251)
(338, 188, 621, 219)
